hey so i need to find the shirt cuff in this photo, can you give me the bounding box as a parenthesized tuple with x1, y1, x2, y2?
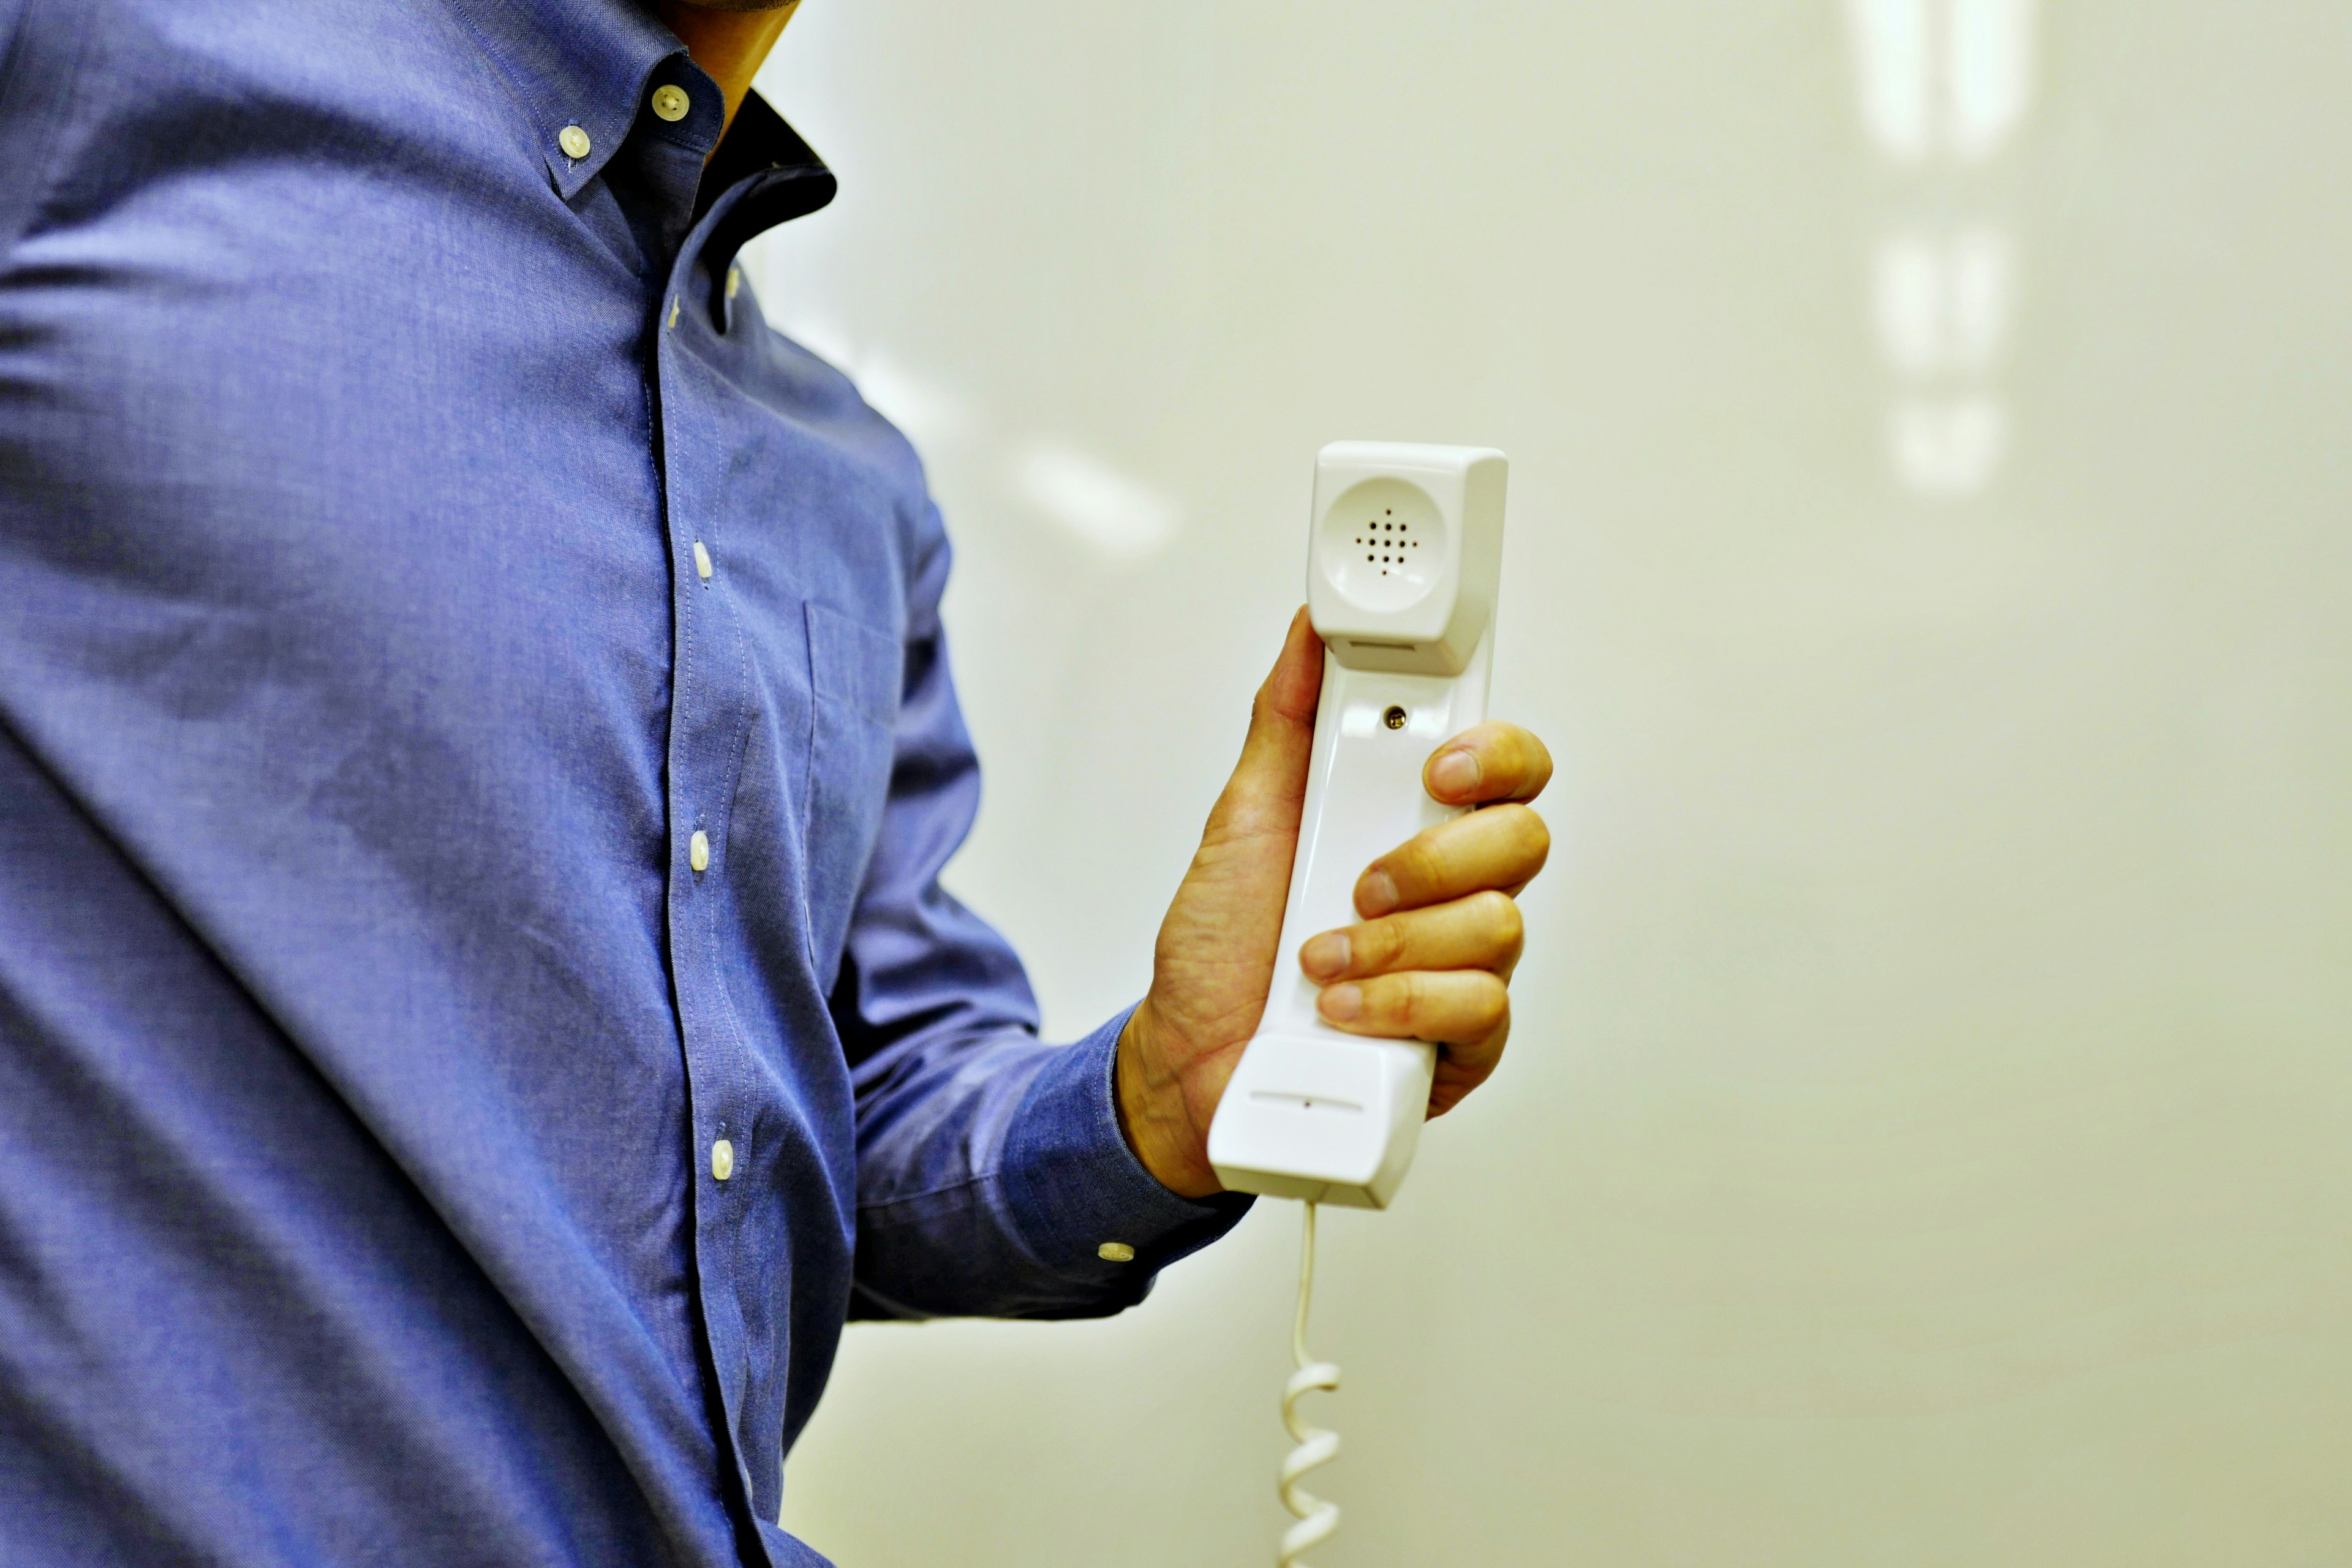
(996, 1005, 1252, 1289)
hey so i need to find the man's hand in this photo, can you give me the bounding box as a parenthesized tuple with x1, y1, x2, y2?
(1115, 608, 1553, 1198)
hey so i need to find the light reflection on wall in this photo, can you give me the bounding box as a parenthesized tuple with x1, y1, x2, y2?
(750, 300, 1184, 566)
(1846, 0, 2035, 497)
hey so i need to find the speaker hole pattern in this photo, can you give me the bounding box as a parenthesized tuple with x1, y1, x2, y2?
(1351, 508, 1422, 576)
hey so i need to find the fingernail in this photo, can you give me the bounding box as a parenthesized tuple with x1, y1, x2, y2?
(1430, 749, 1480, 800)
(1300, 932, 1351, 981)
(1357, 869, 1398, 917)
(1319, 983, 1363, 1022)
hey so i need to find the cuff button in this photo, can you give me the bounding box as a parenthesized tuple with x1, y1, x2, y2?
(1097, 1242, 1135, 1262)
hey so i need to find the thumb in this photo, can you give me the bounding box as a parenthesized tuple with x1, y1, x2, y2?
(1204, 607, 1324, 846)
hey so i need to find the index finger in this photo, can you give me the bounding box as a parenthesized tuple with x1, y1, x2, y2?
(1424, 721, 1553, 807)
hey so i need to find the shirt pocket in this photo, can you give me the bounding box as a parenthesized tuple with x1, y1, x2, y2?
(803, 600, 902, 981)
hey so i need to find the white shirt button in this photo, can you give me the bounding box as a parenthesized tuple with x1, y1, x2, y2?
(689, 830, 710, 873)
(650, 85, 691, 123)
(710, 1139, 735, 1181)
(558, 125, 591, 160)
(1098, 1242, 1135, 1262)
(693, 540, 714, 580)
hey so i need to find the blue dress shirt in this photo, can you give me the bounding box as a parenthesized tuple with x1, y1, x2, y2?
(0, 3, 1246, 1563)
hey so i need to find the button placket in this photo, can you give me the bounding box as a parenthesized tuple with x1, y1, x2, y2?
(655, 213, 774, 1532)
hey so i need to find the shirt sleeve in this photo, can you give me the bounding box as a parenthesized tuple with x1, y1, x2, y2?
(831, 516, 1250, 1321)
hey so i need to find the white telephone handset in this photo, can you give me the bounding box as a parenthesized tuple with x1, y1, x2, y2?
(1208, 441, 1508, 1208)
(1205, 442, 1507, 1566)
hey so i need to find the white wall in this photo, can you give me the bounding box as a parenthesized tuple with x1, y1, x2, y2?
(744, 3, 2352, 1562)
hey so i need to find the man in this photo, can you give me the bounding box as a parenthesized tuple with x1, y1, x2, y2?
(0, 2, 1550, 1563)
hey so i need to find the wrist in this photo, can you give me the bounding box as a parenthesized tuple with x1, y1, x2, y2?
(1114, 1001, 1223, 1200)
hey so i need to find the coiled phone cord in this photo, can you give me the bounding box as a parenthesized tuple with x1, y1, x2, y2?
(1278, 1201, 1342, 1566)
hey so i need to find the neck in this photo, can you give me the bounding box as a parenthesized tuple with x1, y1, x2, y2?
(655, 3, 799, 140)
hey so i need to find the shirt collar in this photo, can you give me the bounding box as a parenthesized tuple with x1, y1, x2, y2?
(439, 0, 693, 198)
(695, 88, 838, 286)
(438, 0, 837, 263)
